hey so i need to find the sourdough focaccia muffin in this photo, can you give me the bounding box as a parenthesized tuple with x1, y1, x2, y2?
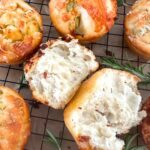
(0, 0, 43, 64)
(0, 86, 30, 150)
(64, 69, 146, 150)
(24, 38, 99, 109)
(49, 0, 117, 42)
(125, 0, 150, 59)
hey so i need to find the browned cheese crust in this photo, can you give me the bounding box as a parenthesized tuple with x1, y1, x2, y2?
(49, 0, 117, 42)
(0, 86, 30, 150)
(125, 0, 150, 59)
(0, 0, 43, 64)
(141, 96, 150, 150)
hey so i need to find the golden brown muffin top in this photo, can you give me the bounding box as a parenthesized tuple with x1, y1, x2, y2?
(0, 86, 30, 150)
(125, 0, 150, 59)
(49, 0, 117, 42)
(0, 0, 43, 64)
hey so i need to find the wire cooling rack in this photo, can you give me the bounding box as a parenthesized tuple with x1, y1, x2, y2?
(0, 0, 149, 150)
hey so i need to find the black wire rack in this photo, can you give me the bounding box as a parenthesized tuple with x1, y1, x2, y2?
(0, 0, 149, 150)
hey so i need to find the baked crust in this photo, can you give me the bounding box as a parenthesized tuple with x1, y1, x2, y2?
(141, 96, 150, 149)
(24, 40, 66, 109)
(49, 0, 117, 43)
(64, 68, 140, 150)
(0, 0, 43, 64)
(125, 0, 150, 59)
(0, 86, 30, 150)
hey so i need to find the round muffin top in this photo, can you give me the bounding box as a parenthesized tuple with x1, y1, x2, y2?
(0, 86, 30, 150)
(49, 0, 117, 42)
(0, 0, 43, 64)
(125, 0, 150, 59)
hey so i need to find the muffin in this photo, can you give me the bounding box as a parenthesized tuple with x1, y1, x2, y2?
(0, 86, 30, 150)
(24, 38, 99, 109)
(49, 0, 117, 42)
(125, 0, 150, 59)
(0, 0, 43, 64)
(64, 69, 146, 150)
(141, 96, 150, 149)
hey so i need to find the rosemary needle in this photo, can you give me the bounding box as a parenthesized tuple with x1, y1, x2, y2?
(117, 0, 129, 7)
(124, 133, 146, 150)
(101, 57, 150, 85)
(125, 133, 139, 150)
(19, 74, 28, 89)
(44, 129, 61, 150)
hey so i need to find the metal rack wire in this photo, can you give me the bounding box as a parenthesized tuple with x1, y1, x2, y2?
(0, 0, 149, 149)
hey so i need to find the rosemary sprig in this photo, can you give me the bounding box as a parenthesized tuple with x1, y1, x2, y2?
(117, 0, 130, 7)
(19, 74, 28, 89)
(125, 133, 139, 150)
(44, 129, 61, 150)
(124, 133, 146, 150)
(101, 57, 150, 85)
(130, 146, 147, 150)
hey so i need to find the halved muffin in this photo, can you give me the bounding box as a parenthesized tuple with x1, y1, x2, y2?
(64, 69, 146, 150)
(125, 0, 150, 59)
(0, 0, 43, 64)
(24, 38, 99, 109)
(0, 86, 30, 150)
(49, 0, 117, 42)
